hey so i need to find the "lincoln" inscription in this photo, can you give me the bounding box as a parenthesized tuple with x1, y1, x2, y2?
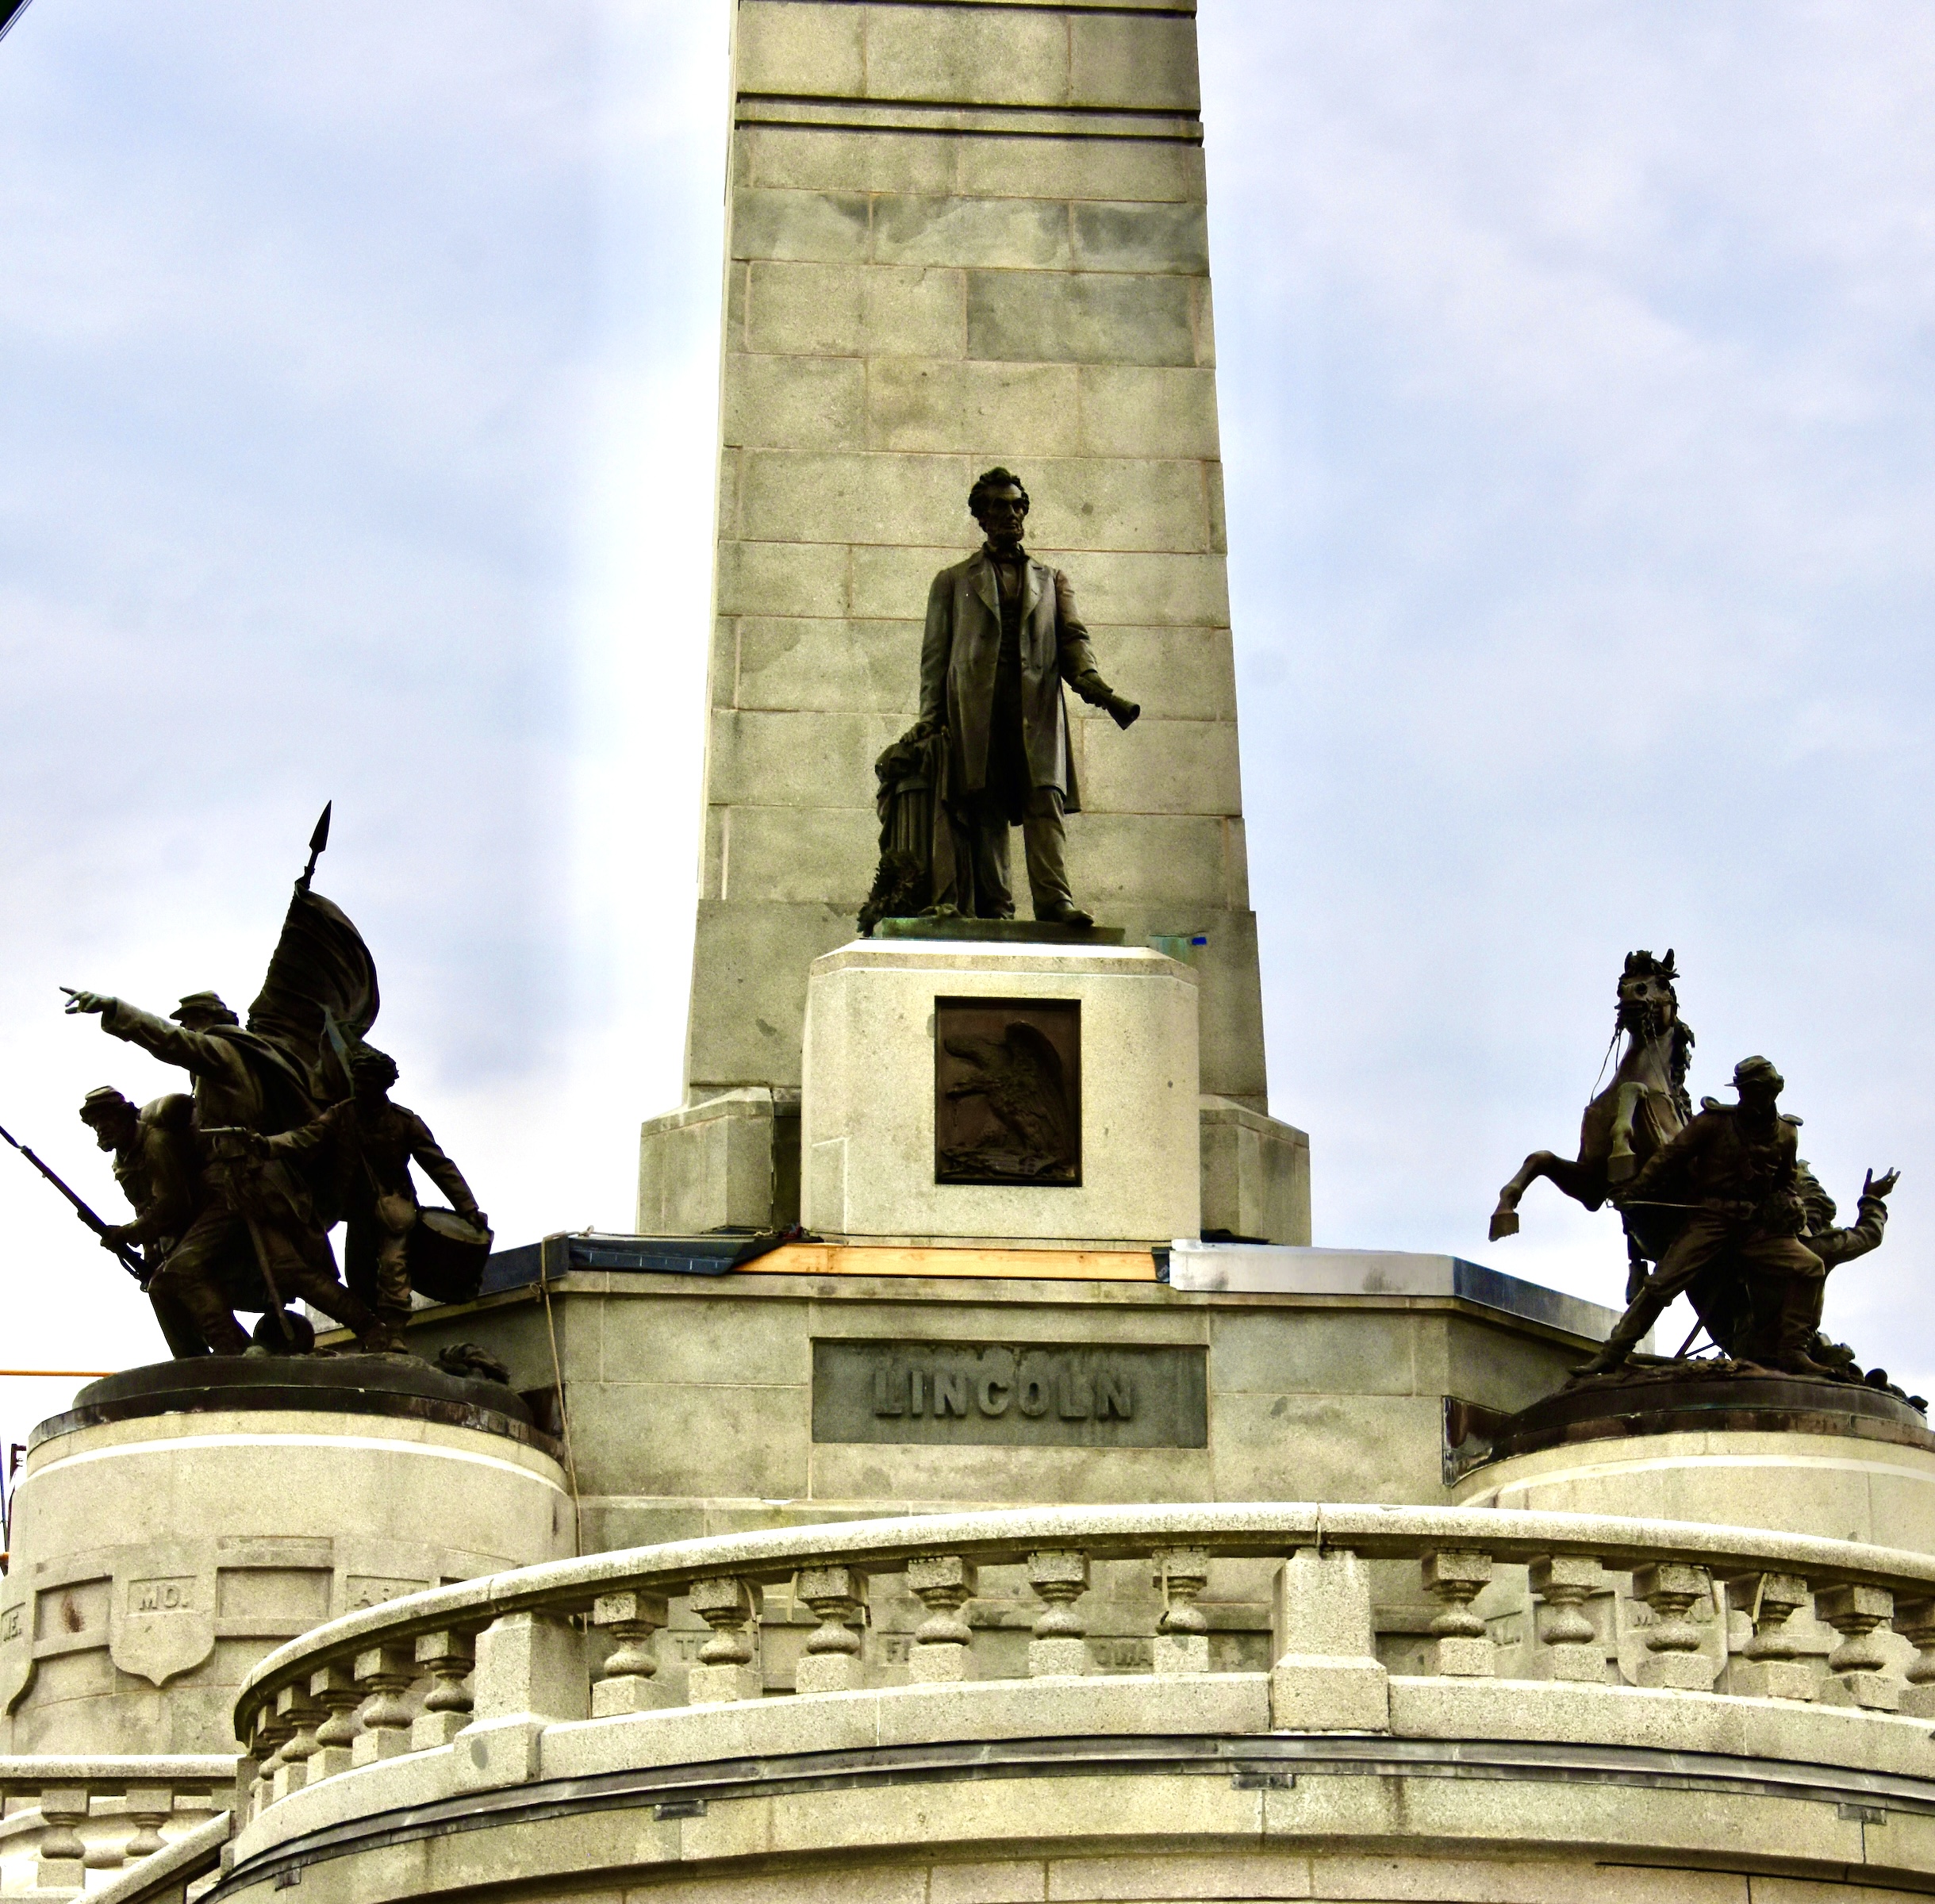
(813, 1340, 1206, 1449)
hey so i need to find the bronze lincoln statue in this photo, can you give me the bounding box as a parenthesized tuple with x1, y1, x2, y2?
(903, 467, 1140, 927)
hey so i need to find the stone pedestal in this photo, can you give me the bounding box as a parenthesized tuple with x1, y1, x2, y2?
(0, 1358, 573, 1756)
(636, 1088, 800, 1235)
(1197, 1096, 1311, 1244)
(800, 938, 1200, 1245)
(1457, 1375, 1935, 1554)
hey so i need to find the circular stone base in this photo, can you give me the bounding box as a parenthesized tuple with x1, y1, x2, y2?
(1486, 1365, 1935, 1464)
(33, 1353, 555, 1455)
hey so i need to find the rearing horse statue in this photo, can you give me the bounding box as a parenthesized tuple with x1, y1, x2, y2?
(1489, 950, 1695, 1299)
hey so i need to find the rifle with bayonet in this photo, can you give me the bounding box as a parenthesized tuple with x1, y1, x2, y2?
(0, 1123, 148, 1281)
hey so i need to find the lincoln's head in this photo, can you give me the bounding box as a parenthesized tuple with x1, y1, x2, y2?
(969, 466, 1028, 554)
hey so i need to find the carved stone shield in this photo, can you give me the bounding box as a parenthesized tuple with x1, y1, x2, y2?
(110, 1561, 215, 1688)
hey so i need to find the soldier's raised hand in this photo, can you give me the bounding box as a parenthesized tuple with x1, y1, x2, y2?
(1864, 1168, 1901, 1200)
(60, 988, 109, 1015)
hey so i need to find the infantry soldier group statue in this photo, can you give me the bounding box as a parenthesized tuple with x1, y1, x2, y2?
(35, 809, 490, 1362)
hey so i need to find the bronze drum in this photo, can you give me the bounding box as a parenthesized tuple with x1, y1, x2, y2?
(406, 1207, 493, 1303)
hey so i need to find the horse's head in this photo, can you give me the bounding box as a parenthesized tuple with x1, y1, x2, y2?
(1616, 948, 1680, 1041)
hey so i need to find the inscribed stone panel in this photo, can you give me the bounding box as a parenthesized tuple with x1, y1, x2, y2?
(812, 1338, 1208, 1447)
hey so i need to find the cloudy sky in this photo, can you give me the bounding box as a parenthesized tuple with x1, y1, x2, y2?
(3, 1, 1933, 1462)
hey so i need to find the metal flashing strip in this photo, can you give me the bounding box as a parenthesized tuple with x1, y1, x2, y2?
(208, 1732, 1935, 1898)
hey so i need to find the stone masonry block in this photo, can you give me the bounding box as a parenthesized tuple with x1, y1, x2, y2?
(735, 2, 865, 98)
(1069, 13, 1201, 111)
(718, 805, 877, 907)
(1044, 550, 1230, 627)
(850, 542, 973, 617)
(716, 538, 849, 618)
(1269, 1549, 1390, 1731)
(866, 359, 1081, 458)
(968, 270, 1196, 367)
(1023, 458, 1213, 554)
(1075, 716, 1242, 817)
(708, 708, 904, 808)
(637, 1087, 801, 1234)
(1076, 367, 1222, 459)
(734, 616, 922, 716)
(732, 186, 872, 265)
(1062, 814, 1236, 909)
(958, 136, 1204, 205)
(1071, 201, 1210, 275)
(685, 898, 855, 1095)
(864, 8, 1071, 106)
(724, 353, 866, 451)
(1199, 1098, 1311, 1246)
(873, 194, 1072, 271)
(1073, 626, 1236, 720)
(746, 260, 969, 359)
(472, 1610, 588, 1726)
(739, 450, 973, 547)
(743, 125, 960, 198)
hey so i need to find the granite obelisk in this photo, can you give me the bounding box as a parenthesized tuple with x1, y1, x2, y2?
(640, 0, 1308, 1242)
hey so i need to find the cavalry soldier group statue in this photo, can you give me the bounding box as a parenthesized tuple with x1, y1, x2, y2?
(1492, 950, 1900, 1391)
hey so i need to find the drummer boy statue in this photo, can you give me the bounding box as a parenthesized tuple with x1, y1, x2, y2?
(260, 1044, 487, 1353)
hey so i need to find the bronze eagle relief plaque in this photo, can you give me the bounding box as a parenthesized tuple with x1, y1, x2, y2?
(934, 996, 1081, 1186)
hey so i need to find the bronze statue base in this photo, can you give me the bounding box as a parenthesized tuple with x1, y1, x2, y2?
(1448, 1361, 1935, 1482)
(33, 1354, 557, 1458)
(874, 916, 1126, 946)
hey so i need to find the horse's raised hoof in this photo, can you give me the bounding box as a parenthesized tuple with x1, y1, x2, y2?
(1488, 1207, 1519, 1242)
(1606, 1152, 1637, 1184)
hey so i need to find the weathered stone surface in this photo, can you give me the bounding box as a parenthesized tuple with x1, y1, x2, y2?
(656, 0, 1282, 1239)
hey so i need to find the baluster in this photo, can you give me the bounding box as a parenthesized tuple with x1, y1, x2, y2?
(1154, 1546, 1210, 1675)
(273, 1682, 325, 1798)
(1728, 1572, 1814, 1700)
(1816, 1582, 1902, 1710)
(687, 1575, 762, 1703)
(249, 1702, 295, 1816)
(83, 1799, 125, 1872)
(351, 1643, 421, 1764)
(413, 1629, 478, 1745)
(1028, 1549, 1092, 1677)
(124, 1785, 173, 1863)
(795, 1566, 869, 1693)
(1630, 1563, 1718, 1690)
(1528, 1556, 1606, 1682)
(1419, 1549, 1495, 1677)
(36, 1786, 88, 1890)
(1894, 1596, 1935, 1718)
(906, 1553, 977, 1683)
(591, 1591, 669, 1716)
(309, 1661, 366, 1779)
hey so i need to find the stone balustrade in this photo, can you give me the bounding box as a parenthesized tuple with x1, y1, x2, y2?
(0, 1756, 236, 1896)
(226, 1501, 1935, 1838)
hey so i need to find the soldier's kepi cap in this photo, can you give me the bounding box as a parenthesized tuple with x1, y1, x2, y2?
(79, 1086, 133, 1119)
(170, 991, 239, 1024)
(1733, 1054, 1785, 1092)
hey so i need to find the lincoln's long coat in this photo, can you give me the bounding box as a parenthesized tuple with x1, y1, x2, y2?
(919, 548, 1100, 808)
